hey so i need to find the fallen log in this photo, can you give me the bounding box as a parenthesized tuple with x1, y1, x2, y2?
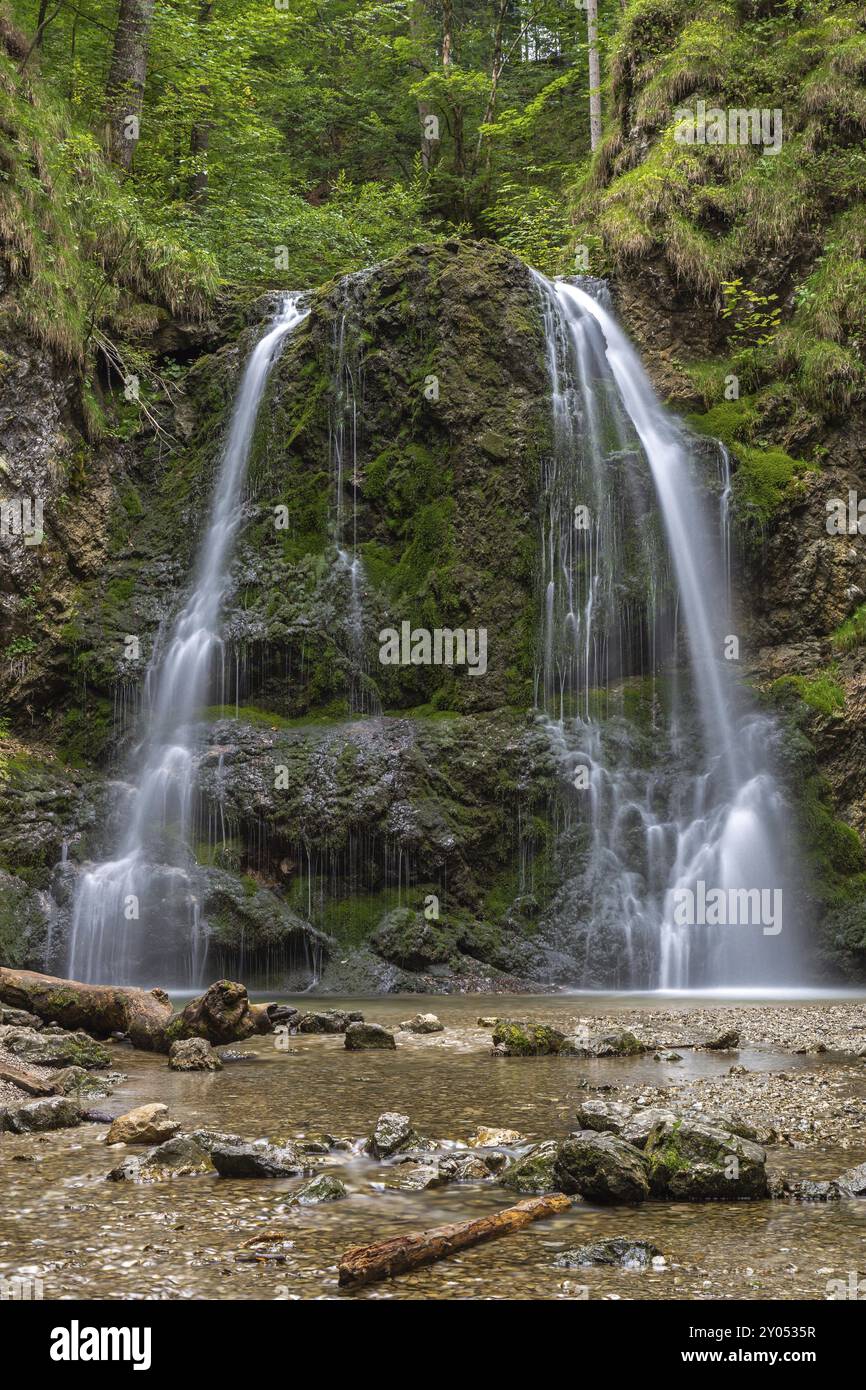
(0, 967, 173, 1052)
(338, 1192, 572, 1288)
(0, 1058, 57, 1097)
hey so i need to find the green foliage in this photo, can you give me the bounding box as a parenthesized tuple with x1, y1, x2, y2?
(770, 670, 846, 717)
(720, 279, 781, 347)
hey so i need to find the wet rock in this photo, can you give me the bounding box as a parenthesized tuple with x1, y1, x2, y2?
(554, 1237, 663, 1268)
(574, 1099, 634, 1134)
(0, 1006, 42, 1029)
(643, 1116, 768, 1200)
(210, 1138, 306, 1178)
(0, 1025, 111, 1070)
(437, 1152, 493, 1182)
(774, 1178, 845, 1201)
(702, 1029, 741, 1051)
(0, 1096, 83, 1133)
(500, 1140, 559, 1194)
(477, 1016, 498, 1027)
(106, 1103, 181, 1146)
(380, 1164, 444, 1191)
(554, 1132, 650, 1204)
(216, 1049, 257, 1064)
(296, 1009, 363, 1034)
(52, 1066, 119, 1097)
(366, 1111, 415, 1158)
(620, 1108, 678, 1148)
(582, 1029, 647, 1058)
(399, 1013, 444, 1034)
(168, 1037, 222, 1071)
(837, 1161, 866, 1196)
(108, 1135, 214, 1182)
(298, 1133, 338, 1154)
(491, 1020, 578, 1056)
(345, 1022, 396, 1050)
(468, 1125, 523, 1147)
(286, 1173, 348, 1204)
(189, 1128, 247, 1153)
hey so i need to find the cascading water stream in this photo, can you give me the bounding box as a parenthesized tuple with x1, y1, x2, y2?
(532, 272, 795, 990)
(67, 294, 309, 986)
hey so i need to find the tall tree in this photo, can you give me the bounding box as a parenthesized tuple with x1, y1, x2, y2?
(586, 0, 601, 150)
(104, 0, 156, 171)
(187, 1, 214, 206)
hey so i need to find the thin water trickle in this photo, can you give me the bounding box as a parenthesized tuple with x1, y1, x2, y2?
(532, 272, 795, 990)
(67, 295, 309, 985)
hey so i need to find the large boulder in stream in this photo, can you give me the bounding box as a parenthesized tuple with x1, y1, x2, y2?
(554, 1131, 650, 1204)
(491, 1020, 579, 1056)
(106, 1103, 181, 1146)
(168, 1037, 222, 1071)
(500, 1140, 560, 1194)
(643, 1116, 769, 1201)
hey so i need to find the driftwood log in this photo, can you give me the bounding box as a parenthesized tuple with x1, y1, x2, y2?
(0, 967, 173, 1051)
(338, 1193, 572, 1288)
(0, 1058, 58, 1096)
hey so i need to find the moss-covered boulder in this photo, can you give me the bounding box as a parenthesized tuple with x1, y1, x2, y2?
(553, 1131, 650, 1204)
(643, 1116, 769, 1201)
(491, 1020, 579, 1057)
(0, 1024, 111, 1069)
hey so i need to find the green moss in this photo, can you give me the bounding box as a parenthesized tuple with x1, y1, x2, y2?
(770, 671, 846, 717)
(831, 603, 866, 653)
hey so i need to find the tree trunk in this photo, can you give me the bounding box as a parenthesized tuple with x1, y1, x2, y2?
(586, 0, 602, 151)
(409, 0, 436, 171)
(0, 967, 173, 1051)
(187, 1, 213, 206)
(338, 1194, 572, 1287)
(104, 0, 156, 171)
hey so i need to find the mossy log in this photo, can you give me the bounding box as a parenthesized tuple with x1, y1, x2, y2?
(0, 967, 173, 1051)
(338, 1193, 572, 1288)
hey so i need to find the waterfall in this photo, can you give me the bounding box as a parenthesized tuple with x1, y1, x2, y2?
(67, 294, 309, 986)
(533, 273, 795, 990)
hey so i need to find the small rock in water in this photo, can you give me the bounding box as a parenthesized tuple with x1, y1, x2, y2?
(216, 1049, 257, 1064)
(168, 1038, 222, 1071)
(296, 1010, 363, 1035)
(210, 1138, 307, 1178)
(554, 1237, 663, 1269)
(285, 1173, 348, 1205)
(366, 1111, 416, 1158)
(468, 1126, 523, 1147)
(399, 1013, 444, 1034)
(0, 1096, 83, 1134)
(477, 1017, 498, 1028)
(437, 1153, 492, 1183)
(703, 1029, 740, 1051)
(380, 1164, 444, 1192)
(108, 1135, 214, 1182)
(106, 1103, 180, 1146)
(345, 1022, 396, 1051)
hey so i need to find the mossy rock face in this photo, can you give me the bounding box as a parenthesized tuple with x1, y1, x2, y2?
(643, 1116, 769, 1201)
(553, 1131, 650, 1204)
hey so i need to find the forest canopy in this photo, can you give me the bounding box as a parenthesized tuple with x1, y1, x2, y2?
(7, 0, 609, 287)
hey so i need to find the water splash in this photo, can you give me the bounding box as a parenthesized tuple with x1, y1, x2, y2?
(532, 273, 794, 989)
(68, 295, 309, 985)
